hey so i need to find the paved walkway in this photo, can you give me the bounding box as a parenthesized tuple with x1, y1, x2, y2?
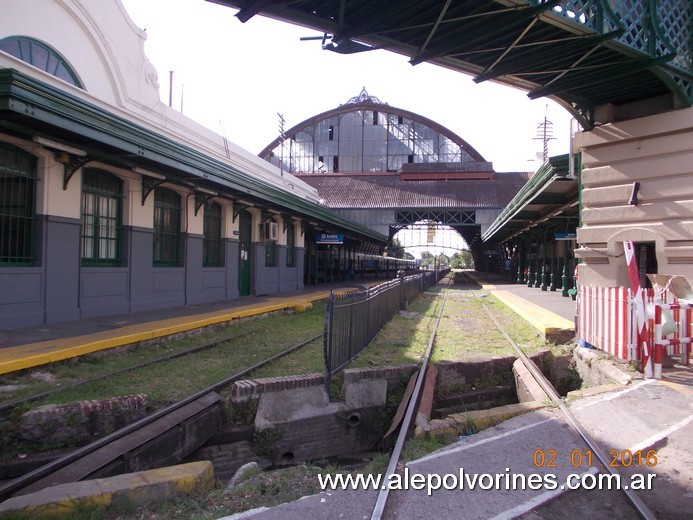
(222, 375, 693, 520)
(469, 271, 578, 323)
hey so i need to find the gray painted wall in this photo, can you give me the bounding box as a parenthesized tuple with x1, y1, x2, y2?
(0, 228, 306, 329)
(44, 216, 80, 324)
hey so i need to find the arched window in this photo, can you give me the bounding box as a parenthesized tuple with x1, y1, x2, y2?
(0, 143, 36, 265)
(81, 169, 122, 266)
(0, 36, 82, 88)
(153, 188, 181, 266)
(203, 201, 223, 267)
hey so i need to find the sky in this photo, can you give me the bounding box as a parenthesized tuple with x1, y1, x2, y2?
(120, 0, 574, 173)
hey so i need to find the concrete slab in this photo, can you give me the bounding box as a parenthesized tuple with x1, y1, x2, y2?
(415, 401, 546, 438)
(513, 359, 550, 403)
(491, 290, 574, 343)
(566, 383, 623, 401)
(0, 461, 214, 518)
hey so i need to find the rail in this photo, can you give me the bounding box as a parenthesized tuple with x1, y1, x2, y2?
(323, 269, 446, 390)
(367, 271, 657, 519)
(0, 333, 322, 501)
(465, 272, 656, 520)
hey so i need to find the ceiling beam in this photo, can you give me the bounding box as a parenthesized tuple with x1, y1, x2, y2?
(234, 0, 273, 23)
(529, 54, 675, 99)
(474, 15, 542, 83)
(474, 30, 624, 83)
(409, 1, 559, 67)
(413, 0, 451, 61)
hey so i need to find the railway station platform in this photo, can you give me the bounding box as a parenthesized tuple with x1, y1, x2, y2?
(465, 271, 577, 344)
(0, 270, 576, 376)
(0, 281, 367, 376)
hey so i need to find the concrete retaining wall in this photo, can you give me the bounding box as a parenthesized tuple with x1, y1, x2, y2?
(191, 366, 416, 480)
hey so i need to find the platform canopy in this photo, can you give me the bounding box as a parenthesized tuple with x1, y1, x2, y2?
(482, 154, 579, 244)
(210, 0, 691, 128)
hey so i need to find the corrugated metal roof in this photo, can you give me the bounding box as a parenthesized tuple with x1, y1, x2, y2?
(296, 172, 531, 209)
(213, 0, 691, 128)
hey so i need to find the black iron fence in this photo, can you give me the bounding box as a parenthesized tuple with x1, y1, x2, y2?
(323, 269, 449, 390)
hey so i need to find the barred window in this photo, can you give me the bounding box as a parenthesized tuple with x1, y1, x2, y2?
(81, 169, 122, 266)
(153, 188, 181, 266)
(261, 220, 277, 267)
(203, 200, 222, 267)
(0, 144, 36, 265)
(0, 36, 82, 88)
(286, 222, 296, 267)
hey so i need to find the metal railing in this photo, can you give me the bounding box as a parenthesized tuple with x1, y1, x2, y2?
(323, 269, 448, 390)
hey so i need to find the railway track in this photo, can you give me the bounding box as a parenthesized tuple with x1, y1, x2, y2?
(367, 271, 656, 520)
(0, 329, 258, 423)
(0, 332, 322, 501)
(0, 272, 660, 518)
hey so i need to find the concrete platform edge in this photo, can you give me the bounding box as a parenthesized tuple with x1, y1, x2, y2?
(0, 296, 331, 376)
(0, 461, 214, 517)
(465, 271, 574, 342)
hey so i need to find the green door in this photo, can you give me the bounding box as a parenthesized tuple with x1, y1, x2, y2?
(238, 209, 252, 296)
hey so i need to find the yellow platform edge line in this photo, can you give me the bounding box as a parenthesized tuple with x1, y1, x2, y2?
(491, 290, 575, 335)
(0, 293, 335, 375)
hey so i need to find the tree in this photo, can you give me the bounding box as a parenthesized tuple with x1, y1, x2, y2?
(386, 237, 405, 258)
(450, 250, 473, 268)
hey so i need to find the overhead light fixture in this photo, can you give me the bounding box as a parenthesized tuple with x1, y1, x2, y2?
(132, 167, 166, 180)
(195, 187, 217, 196)
(32, 136, 86, 156)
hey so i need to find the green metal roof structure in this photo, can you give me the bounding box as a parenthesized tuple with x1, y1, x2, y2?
(482, 154, 579, 244)
(210, 0, 691, 129)
(0, 69, 387, 244)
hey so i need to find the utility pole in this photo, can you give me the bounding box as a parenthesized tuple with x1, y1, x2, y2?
(534, 105, 556, 163)
(168, 71, 173, 107)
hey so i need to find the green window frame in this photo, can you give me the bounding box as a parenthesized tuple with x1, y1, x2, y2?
(81, 169, 122, 266)
(0, 143, 36, 265)
(153, 188, 181, 267)
(203, 200, 223, 267)
(0, 36, 82, 88)
(286, 222, 296, 267)
(262, 220, 277, 267)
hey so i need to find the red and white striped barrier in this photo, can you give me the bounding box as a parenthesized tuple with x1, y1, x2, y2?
(578, 284, 692, 377)
(577, 285, 631, 361)
(624, 242, 651, 377)
(653, 302, 692, 378)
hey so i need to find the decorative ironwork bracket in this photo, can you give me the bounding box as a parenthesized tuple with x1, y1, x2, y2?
(141, 175, 166, 205)
(232, 200, 252, 223)
(260, 210, 273, 224)
(194, 192, 216, 216)
(58, 153, 92, 190)
(282, 214, 294, 233)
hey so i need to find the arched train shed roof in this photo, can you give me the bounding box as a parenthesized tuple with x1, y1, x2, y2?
(259, 97, 487, 164)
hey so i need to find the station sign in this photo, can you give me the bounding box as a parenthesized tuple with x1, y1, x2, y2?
(316, 233, 344, 244)
(555, 232, 577, 241)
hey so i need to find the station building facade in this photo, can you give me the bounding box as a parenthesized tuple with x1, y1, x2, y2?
(0, 0, 386, 329)
(259, 88, 533, 270)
